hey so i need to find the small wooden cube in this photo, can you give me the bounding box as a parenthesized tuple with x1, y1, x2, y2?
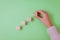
(21, 21, 26, 26)
(16, 26, 21, 30)
(26, 17, 32, 22)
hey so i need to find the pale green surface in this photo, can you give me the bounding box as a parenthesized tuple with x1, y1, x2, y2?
(0, 0, 60, 40)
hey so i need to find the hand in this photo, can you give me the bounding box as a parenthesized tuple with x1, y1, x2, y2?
(33, 10, 52, 28)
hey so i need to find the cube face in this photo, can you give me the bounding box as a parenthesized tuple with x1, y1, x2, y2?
(21, 21, 26, 26)
(16, 26, 20, 30)
(26, 17, 32, 22)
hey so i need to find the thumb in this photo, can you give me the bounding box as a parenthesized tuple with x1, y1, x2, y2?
(33, 11, 42, 21)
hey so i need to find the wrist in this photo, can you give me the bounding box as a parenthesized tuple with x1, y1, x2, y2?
(47, 24, 53, 28)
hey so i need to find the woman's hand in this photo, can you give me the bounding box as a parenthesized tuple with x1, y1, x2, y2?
(33, 10, 52, 28)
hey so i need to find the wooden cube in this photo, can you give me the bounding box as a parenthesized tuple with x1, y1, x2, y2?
(21, 21, 26, 26)
(16, 26, 21, 30)
(26, 17, 32, 22)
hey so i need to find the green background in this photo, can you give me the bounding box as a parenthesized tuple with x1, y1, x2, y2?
(0, 0, 60, 40)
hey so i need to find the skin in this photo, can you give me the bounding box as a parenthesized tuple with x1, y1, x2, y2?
(33, 10, 52, 28)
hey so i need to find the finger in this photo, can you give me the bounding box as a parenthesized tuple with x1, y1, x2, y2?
(37, 11, 43, 18)
(37, 10, 48, 16)
(33, 10, 43, 18)
(33, 12, 42, 21)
